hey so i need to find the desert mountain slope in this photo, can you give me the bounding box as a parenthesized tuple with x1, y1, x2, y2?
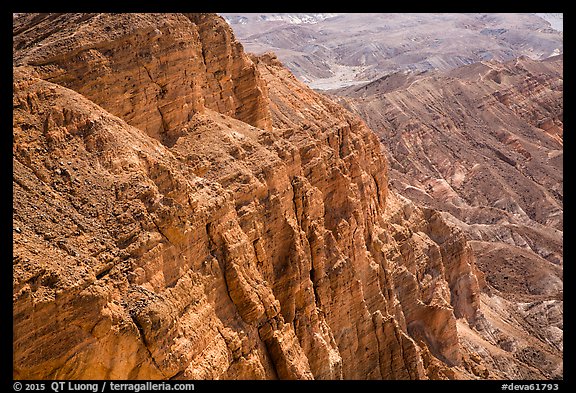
(223, 13, 563, 90)
(331, 55, 563, 266)
(13, 13, 561, 380)
(329, 55, 563, 379)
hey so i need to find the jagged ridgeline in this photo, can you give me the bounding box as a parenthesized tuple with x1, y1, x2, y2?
(13, 13, 561, 380)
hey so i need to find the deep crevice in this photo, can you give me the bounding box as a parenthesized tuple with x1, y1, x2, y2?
(141, 63, 171, 144)
(129, 313, 168, 378)
(95, 265, 113, 280)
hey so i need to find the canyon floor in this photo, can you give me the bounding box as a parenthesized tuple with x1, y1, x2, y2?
(12, 13, 562, 381)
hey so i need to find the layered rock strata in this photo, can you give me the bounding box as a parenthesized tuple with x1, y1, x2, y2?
(13, 13, 271, 145)
(330, 55, 563, 379)
(12, 13, 558, 380)
(332, 56, 563, 263)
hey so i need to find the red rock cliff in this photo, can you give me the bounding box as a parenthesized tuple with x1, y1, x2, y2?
(13, 13, 531, 380)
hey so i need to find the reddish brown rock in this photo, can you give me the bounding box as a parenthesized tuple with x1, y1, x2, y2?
(13, 13, 271, 145)
(13, 12, 558, 380)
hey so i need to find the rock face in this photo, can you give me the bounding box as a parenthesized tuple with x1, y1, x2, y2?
(13, 13, 559, 380)
(13, 13, 271, 145)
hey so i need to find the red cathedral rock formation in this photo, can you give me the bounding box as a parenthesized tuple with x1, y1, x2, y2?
(13, 13, 561, 380)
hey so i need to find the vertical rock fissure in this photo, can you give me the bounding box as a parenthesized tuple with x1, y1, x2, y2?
(290, 179, 301, 227)
(128, 314, 168, 378)
(372, 174, 382, 207)
(371, 314, 386, 379)
(205, 222, 234, 307)
(306, 232, 324, 312)
(258, 331, 281, 380)
(389, 318, 410, 379)
(141, 63, 170, 139)
(150, 217, 171, 245)
(157, 107, 169, 138)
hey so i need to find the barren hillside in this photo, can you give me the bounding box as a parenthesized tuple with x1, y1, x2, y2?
(13, 13, 562, 380)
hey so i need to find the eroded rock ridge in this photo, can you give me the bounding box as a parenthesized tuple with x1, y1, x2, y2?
(13, 13, 561, 380)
